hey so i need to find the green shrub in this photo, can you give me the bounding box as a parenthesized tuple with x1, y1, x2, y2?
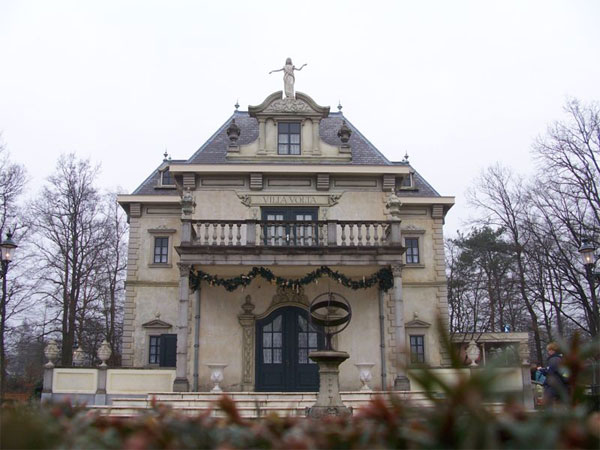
(2, 334, 599, 449)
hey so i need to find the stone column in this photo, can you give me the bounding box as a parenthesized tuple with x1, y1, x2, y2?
(174, 263, 191, 392)
(392, 264, 411, 390)
(238, 295, 256, 391)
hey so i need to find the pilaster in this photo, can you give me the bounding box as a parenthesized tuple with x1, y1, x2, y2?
(391, 264, 410, 390)
(238, 295, 256, 391)
(174, 263, 191, 391)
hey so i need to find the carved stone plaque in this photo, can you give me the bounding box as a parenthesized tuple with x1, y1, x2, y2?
(237, 193, 341, 207)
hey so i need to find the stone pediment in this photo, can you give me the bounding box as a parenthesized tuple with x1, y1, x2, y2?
(142, 319, 173, 329)
(249, 91, 330, 118)
(405, 318, 431, 328)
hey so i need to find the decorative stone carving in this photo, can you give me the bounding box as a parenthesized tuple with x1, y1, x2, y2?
(391, 264, 403, 277)
(178, 263, 191, 278)
(354, 363, 375, 391)
(238, 194, 251, 207)
(181, 188, 195, 216)
(97, 340, 112, 368)
(270, 285, 308, 308)
(264, 97, 313, 113)
(241, 295, 255, 314)
(466, 340, 481, 367)
(386, 192, 402, 219)
(337, 120, 352, 143)
(44, 339, 60, 368)
(226, 119, 241, 143)
(236, 193, 342, 208)
(72, 346, 85, 366)
(207, 363, 227, 392)
(238, 295, 256, 391)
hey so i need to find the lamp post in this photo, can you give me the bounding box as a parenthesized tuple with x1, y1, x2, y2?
(0, 232, 18, 404)
(578, 240, 599, 337)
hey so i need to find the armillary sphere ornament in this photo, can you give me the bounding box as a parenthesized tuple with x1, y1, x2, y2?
(309, 291, 352, 351)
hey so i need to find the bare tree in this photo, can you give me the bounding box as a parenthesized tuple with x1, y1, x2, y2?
(30, 154, 107, 366)
(97, 192, 127, 365)
(468, 165, 544, 362)
(0, 143, 27, 402)
(531, 99, 600, 336)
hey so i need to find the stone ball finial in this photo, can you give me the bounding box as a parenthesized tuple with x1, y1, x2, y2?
(337, 120, 352, 144)
(226, 119, 241, 144)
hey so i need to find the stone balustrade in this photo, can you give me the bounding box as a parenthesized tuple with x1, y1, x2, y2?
(186, 220, 400, 247)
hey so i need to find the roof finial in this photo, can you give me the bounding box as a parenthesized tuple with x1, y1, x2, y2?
(402, 151, 410, 163)
(163, 149, 169, 162)
(234, 99, 240, 111)
(337, 100, 343, 111)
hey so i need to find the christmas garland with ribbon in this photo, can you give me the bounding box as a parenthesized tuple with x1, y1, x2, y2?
(189, 265, 394, 293)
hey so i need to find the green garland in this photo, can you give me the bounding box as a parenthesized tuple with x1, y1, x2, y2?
(189, 266, 394, 293)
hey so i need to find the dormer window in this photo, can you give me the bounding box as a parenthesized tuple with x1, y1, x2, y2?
(397, 173, 414, 190)
(161, 169, 174, 186)
(278, 122, 301, 155)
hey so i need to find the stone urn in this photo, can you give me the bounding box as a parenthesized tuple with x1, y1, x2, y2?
(72, 346, 85, 366)
(466, 340, 481, 367)
(44, 339, 60, 368)
(97, 340, 112, 367)
(207, 363, 227, 393)
(355, 363, 375, 391)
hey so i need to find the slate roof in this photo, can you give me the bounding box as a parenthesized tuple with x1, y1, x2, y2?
(132, 110, 439, 197)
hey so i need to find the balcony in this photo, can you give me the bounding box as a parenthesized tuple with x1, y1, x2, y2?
(178, 219, 404, 266)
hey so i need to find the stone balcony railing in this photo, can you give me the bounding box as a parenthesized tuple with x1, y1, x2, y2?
(180, 220, 402, 248)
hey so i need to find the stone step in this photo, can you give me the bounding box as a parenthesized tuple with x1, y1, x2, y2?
(94, 391, 437, 417)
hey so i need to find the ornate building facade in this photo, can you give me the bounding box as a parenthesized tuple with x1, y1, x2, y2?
(117, 88, 455, 393)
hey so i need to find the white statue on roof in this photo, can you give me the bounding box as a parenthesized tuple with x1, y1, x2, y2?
(269, 58, 307, 99)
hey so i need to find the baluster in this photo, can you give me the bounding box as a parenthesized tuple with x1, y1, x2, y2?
(236, 223, 242, 245)
(349, 223, 355, 245)
(227, 223, 233, 246)
(212, 223, 217, 245)
(357, 223, 363, 246)
(365, 223, 371, 246)
(217, 223, 223, 245)
(341, 223, 347, 245)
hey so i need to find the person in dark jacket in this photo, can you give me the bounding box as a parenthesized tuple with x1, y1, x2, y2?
(537, 342, 568, 406)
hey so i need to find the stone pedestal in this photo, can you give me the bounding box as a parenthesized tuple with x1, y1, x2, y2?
(306, 350, 351, 418)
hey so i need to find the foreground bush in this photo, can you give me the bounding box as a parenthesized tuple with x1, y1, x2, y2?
(2, 335, 599, 449)
(1, 395, 599, 449)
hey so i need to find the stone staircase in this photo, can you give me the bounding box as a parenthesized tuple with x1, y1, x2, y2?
(88, 391, 435, 418)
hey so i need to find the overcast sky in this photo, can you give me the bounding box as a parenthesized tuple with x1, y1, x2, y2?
(1, 0, 599, 236)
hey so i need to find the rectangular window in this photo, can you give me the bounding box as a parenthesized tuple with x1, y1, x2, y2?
(154, 237, 169, 264)
(405, 237, 420, 264)
(410, 335, 425, 364)
(149, 334, 177, 367)
(149, 336, 161, 364)
(161, 169, 173, 186)
(278, 122, 301, 155)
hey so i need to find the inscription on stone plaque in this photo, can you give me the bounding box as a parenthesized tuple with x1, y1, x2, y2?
(237, 193, 341, 207)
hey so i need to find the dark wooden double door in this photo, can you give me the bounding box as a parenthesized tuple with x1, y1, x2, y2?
(255, 306, 322, 391)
